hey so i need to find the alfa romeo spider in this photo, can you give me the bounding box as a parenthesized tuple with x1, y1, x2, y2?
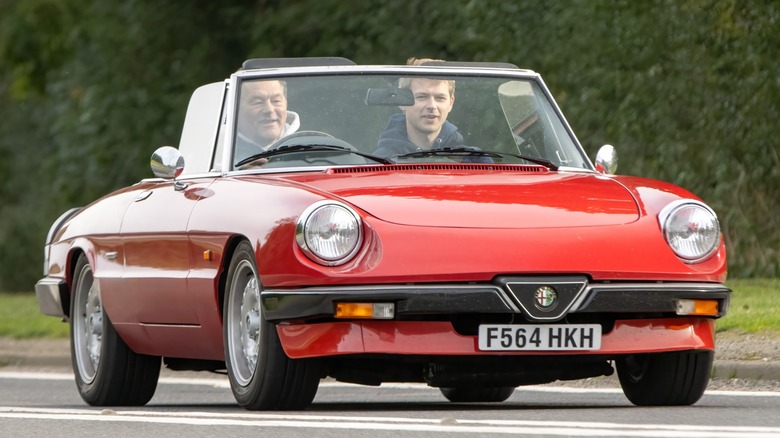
(36, 57, 730, 410)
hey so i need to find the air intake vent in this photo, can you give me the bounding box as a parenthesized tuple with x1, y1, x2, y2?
(328, 164, 547, 174)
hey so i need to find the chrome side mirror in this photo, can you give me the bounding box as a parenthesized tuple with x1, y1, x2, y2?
(151, 146, 185, 179)
(594, 144, 618, 175)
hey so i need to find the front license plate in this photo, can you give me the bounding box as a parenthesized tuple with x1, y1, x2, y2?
(478, 324, 602, 351)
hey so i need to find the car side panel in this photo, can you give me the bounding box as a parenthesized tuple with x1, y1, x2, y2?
(99, 179, 218, 358)
(54, 188, 140, 315)
(181, 233, 232, 359)
(113, 233, 231, 360)
(111, 177, 325, 359)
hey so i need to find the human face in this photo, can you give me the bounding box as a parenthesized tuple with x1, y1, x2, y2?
(401, 78, 454, 145)
(238, 80, 287, 147)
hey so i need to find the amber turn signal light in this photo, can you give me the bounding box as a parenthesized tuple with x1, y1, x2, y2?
(335, 303, 395, 319)
(675, 299, 719, 316)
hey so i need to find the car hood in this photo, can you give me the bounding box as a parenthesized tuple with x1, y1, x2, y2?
(282, 170, 640, 228)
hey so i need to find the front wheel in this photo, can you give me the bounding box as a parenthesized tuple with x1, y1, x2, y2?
(616, 350, 713, 406)
(70, 254, 161, 406)
(440, 386, 515, 403)
(223, 241, 321, 410)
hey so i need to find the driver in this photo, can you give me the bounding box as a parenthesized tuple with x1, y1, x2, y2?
(235, 79, 300, 167)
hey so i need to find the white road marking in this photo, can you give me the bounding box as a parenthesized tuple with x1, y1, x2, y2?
(1, 371, 779, 397)
(1, 406, 780, 437)
(3, 371, 780, 436)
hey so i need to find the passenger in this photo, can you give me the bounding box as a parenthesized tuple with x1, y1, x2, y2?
(235, 79, 300, 166)
(375, 58, 462, 157)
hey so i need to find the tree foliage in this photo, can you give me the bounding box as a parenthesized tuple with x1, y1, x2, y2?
(1, 0, 777, 290)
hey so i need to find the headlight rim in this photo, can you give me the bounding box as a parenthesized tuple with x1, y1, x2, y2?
(295, 200, 363, 266)
(658, 199, 720, 264)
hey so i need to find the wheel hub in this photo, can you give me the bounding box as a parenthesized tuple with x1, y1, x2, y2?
(85, 284, 103, 367)
(239, 277, 261, 372)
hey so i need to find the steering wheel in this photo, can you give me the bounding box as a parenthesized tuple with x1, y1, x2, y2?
(265, 130, 357, 151)
(260, 130, 363, 167)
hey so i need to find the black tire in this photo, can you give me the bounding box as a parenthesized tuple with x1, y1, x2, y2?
(70, 254, 161, 406)
(616, 350, 713, 406)
(439, 386, 515, 403)
(223, 241, 321, 410)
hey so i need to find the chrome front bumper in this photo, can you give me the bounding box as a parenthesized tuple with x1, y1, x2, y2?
(35, 278, 68, 319)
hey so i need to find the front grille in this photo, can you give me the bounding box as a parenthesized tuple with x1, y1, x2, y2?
(495, 276, 589, 322)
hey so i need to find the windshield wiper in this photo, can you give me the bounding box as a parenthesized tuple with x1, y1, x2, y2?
(392, 147, 559, 171)
(236, 144, 394, 168)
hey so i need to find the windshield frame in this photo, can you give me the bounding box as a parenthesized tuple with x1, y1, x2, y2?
(220, 65, 594, 175)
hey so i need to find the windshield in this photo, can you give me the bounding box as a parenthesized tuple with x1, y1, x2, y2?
(231, 73, 590, 170)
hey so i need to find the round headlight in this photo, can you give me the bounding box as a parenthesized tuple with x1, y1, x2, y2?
(658, 200, 720, 263)
(296, 201, 362, 266)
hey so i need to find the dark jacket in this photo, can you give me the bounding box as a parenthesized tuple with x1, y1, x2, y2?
(374, 113, 490, 163)
(375, 113, 463, 157)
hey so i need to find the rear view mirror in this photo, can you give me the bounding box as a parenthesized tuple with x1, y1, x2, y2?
(365, 87, 414, 106)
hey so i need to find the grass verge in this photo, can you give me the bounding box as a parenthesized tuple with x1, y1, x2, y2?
(0, 293, 69, 338)
(717, 278, 780, 333)
(0, 278, 777, 339)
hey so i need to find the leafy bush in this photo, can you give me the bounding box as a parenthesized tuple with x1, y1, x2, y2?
(0, 0, 777, 290)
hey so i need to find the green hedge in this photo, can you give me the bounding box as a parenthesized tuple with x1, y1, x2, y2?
(1, 0, 777, 290)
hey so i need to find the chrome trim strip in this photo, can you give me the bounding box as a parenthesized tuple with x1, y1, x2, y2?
(140, 172, 221, 182)
(222, 74, 238, 174)
(226, 166, 330, 176)
(233, 65, 541, 81)
(138, 322, 202, 328)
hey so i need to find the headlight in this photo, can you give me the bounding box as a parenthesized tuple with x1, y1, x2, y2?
(658, 200, 720, 263)
(296, 201, 362, 266)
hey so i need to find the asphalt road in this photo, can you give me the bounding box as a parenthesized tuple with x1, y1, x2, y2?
(2, 370, 780, 438)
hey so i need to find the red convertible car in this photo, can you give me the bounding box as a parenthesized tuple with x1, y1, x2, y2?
(36, 57, 730, 410)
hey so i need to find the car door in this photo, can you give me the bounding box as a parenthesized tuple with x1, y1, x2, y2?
(112, 178, 215, 326)
(108, 178, 212, 325)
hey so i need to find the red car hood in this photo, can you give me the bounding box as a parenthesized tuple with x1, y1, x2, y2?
(283, 169, 639, 228)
